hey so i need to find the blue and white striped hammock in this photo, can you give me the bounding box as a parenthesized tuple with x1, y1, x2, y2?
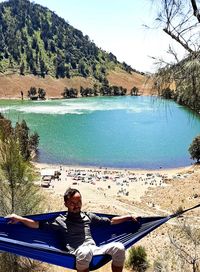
(0, 204, 199, 271)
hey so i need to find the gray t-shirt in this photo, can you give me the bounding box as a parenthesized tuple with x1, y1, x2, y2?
(39, 212, 110, 252)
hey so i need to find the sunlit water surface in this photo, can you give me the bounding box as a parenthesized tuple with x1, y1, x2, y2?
(1, 96, 200, 169)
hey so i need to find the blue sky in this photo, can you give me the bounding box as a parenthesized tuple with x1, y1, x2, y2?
(1, 0, 186, 72)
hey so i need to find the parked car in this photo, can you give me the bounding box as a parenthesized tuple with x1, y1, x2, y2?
(41, 175, 51, 187)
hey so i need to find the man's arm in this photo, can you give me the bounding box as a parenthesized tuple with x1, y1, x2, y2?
(6, 214, 39, 229)
(110, 215, 138, 225)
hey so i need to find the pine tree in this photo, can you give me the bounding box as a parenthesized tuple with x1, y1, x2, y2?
(0, 118, 44, 271)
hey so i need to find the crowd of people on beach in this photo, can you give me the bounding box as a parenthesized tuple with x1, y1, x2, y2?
(39, 165, 192, 198)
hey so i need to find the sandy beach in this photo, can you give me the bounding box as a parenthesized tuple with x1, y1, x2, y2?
(33, 162, 200, 272)
(34, 162, 192, 209)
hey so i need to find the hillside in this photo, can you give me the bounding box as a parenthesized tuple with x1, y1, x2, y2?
(0, 0, 124, 78)
(0, 0, 154, 98)
(0, 69, 152, 99)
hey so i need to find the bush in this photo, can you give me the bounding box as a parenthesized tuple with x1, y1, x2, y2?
(175, 206, 183, 215)
(161, 87, 174, 99)
(131, 86, 139, 96)
(126, 246, 149, 272)
(189, 135, 200, 162)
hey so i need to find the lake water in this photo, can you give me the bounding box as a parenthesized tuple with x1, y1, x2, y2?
(0, 96, 200, 169)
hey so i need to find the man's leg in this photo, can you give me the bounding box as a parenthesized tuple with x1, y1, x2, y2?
(75, 244, 93, 272)
(93, 242, 125, 272)
(111, 263, 123, 272)
(108, 242, 125, 272)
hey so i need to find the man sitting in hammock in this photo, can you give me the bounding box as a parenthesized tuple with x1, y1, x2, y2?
(7, 187, 138, 272)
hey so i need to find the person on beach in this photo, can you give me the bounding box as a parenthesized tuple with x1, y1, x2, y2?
(7, 187, 138, 272)
(20, 90, 24, 100)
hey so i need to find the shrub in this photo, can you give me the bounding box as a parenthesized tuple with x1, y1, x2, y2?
(189, 135, 200, 162)
(131, 86, 139, 96)
(126, 246, 149, 272)
(175, 206, 184, 215)
(161, 87, 174, 99)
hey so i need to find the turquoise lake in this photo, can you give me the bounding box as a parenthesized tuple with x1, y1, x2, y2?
(0, 96, 200, 169)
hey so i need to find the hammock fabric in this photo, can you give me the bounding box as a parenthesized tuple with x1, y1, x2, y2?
(0, 204, 199, 271)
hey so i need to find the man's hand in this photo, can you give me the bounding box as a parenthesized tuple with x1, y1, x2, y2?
(5, 214, 39, 229)
(129, 215, 139, 222)
(111, 215, 140, 225)
(6, 214, 24, 224)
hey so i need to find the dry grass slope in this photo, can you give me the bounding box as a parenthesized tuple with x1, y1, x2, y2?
(0, 68, 154, 99)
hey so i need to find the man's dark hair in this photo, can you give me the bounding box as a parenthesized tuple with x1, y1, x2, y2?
(64, 188, 81, 202)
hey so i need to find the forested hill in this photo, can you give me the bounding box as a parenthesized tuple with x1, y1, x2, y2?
(0, 0, 137, 81)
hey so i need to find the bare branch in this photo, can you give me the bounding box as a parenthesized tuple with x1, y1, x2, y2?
(163, 27, 194, 53)
(190, 0, 200, 23)
(167, 45, 179, 62)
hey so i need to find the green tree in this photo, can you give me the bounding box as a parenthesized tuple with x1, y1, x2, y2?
(65, 65, 70, 78)
(0, 114, 13, 141)
(39, 58, 47, 78)
(62, 87, 78, 98)
(126, 246, 149, 272)
(100, 85, 111, 96)
(111, 85, 127, 96)
(28, 87, 37, 99)
(93, 83, 99, 96)
(32, 36, 38, 50)
(29, 59, 38, 75)
(78, 60, 89, 77)
(55, 54, 66, 78)
(160, 87, 174, 99)
(15, 120, 30, 161)
(80, 86, 95, 97)
(38, 88, 46, 100)
(0, 126, 43, 272)
(29, 132, 39, 153)
(0, 116, 39, 162)
(122, 62, 133, 73)
(19, 61, 25, 75)
(0, 137, 42, 215)
(189, 135, 200, 162)
(131, 86, 139, 96)
(0, 26, 6, 52)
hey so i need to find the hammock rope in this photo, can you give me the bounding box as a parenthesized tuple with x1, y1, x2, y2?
(0, 204, 199, 270)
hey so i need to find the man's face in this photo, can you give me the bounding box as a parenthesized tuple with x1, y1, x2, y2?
(65, 192, 82, 213)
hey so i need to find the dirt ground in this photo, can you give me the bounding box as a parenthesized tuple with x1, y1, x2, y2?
(0, 69, 153, 99)
(35, 163, 200, 272)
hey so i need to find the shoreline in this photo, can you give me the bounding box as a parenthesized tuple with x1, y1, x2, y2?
(33, 161, 193, 175)
(33, 161, 200, 215)
(33, 161, 196, 206)
(0, 93, 152, 101)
